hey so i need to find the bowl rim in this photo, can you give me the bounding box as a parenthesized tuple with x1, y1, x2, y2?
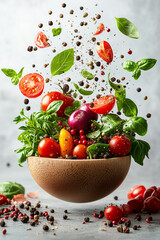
(28, 155, 131, 163)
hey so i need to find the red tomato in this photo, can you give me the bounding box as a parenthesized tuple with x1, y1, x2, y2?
(143, 187, 155, 200)
(96, 41, 113, 63)
(94, 23, 105, 35)
(0, 194, 7, 205)
(89, 95, 115, 115)
(38, 138, 60, 158)
(109, 135, 131, 157)
(73, 144, 87, 159)
(127, 199, 143, 213)
(19, 73, 44, 98)
(144, 196, 160, 213)
(104, 206, 123, 221)
(127, 185, 146, 200)
(41, 92, 74, 117)
(35, 32, 50, 48)
(121, 204, 132, 216)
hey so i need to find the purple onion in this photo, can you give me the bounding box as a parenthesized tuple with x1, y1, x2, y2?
(79, 103, 98, 121)
(68, 110, 89, 130)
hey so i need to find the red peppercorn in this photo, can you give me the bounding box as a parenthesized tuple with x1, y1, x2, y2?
(112, 220, 118, 225)
(18, 213, 23, 218)
(82, 140, 87, 145)
(23, 213, 27, 216)
(11, 205, 15, 211)
(98, 213, 104, 219)
(146, 218, 150, 223)
(15, 208, 19, 213)
(128, 49, 132, 55)
(34, 219, 38, 222)
(82, 221, 85, 224)
(4, 215, 9, 219)
(2, 229, 6, 235)
(63, 124, 66, 128)
(78, 140, 82, 144)
(0, 211, 4, 215)
(101, 71, 105, 75)
(80, 135, 86, 140)
(44, 212, 48, 216)
(101, 65, 104, 69)
(58, 121, 62, 126)
(71, 129, 76, 135)
(93, 212, 98, 218)
(74, 139, 79, 145)
(30, 216, 34, 219)
(79, 130, 84, 135)
(107, 28, 110, 32)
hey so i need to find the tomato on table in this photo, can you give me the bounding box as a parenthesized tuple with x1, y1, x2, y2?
(38, 138, 60, 158)
(19, 73, 44, 98)
(109, 135, 131, 157)
(89, 95, 115, 114)
(59, 129, 73, 158)
(41, 92, 74, 117)
(35, 32, 50, 48)
(0, 194, 7, 205)
(73, 144, 87, 159)
(94, 23, 105, 35)
(96, 41, 113, 63)
(128, 185, 146, 200)
(127, 199, 143, 213)
(104, 206, 123, 221)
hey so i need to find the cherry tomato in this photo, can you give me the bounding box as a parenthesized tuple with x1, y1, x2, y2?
(96, 41, 113, 63)
(94, 23, 105, 35)
(59, 129, 73, 157)
(144, 196, 160, 213)
(41, 92, 74, 117)
(38, 138, 60, 158)
(0, 195, 7, 205)
(89, 95, 115, 115)
(128, 185, 146, 200)
(127, 199, 143, 213)
(109, 135, 131, 157)
(73, 144, 87, 159)
(104, 206, 123, 221)
(143, 187, 155, 200)
(19, 73, 44, 98)
(121, 204, 132, 216)
(35, 32, 50, 48)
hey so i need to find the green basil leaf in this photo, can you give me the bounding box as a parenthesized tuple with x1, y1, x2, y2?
(64, 100, 81, 117)
(46, 100, 63, 114)
(101, 114, 124, 135)
(0, 181, 25, 199)
(132, 68, 141, 80)
(17, 67, 24, 78)
(73, 82, 93, 95)
(108, 73, 126, 111)
(1, 68, 17, 77)
(115, 17, 139, 39)
(81, 70, 95, 80)
(137, 58, 157, 71)
(52, 28, 62, 37)
(123, 116, 147, 136)
(87, 143, 110, 159)
(130, 139, 150, 166)
(123, 98, 138, 117)
(86, 130, 101, 139)
(122, 61, 136, 72)
(50, 48, 74, 77)
(13, 115, 26, 124)
(11, 76, 19, 85)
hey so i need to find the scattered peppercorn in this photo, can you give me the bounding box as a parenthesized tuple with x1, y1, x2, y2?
(32, 64, 35, 68)
(84, 217, 89, 222)
(146, 113, 151, 118)
(24, 99, 29, 105)
(76, 41, 81, 46)
(59, 14, 63, 18)
(26, 106, 31, 111)
(43, 225, 49, 231)
(0, 221, 5, 227)
(33, 47, 37, 51)
(133, 225, 138, 230)
(124, 226, 130, 233)
(27, 46, 33, 52)
(19, 203, 24, 209)
(144, 96, 148, 100)
(38, 23, 43, 28)
(125, 220, 131, 227)
(62, 42, 67, 47)
(50, 209, 55, 213)
(79, 81, 84, 86)
(76, 56, 80, 61)
(62, 3, 66, 8)
(80, 22, 84, 26)
(63, 214, 68, 220)
(70, 10, 74, 14)
(90, 102, 94, 108)
(2, 229, 6, 235)
(48, 21, 53, 26)
(137, 87, 141, 92)
(114, 196, 118, 200)
(80, 6, 84, 10)
(21, 216, 29, 223)
(83, 12, 88, 18)
(108, 221, 113, 227)
(96, 14, 101, 19)
(30, 221, 36, 226)
(120, 54, 124, 58)
(135, 214, 142, 221)
(48, 10, 52, 15)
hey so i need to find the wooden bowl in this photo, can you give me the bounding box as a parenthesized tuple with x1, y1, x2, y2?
(28, 156, 131, 203)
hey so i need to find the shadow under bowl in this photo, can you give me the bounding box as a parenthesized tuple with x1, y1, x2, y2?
(28, 155, 131, 203)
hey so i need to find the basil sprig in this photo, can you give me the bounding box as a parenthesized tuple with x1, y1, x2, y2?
(52, 28, 62, 37)
(130, 140, 150, 166)
(122, 58, 157, 80)
(64, 100, 81, 116)
(115, 17, 139, 39)
(50, 49, 74, 77)
(73, 82, 93, 95)
(122, 98, 138, 117)
(101, 114, 124, 135)
(0, 181, 25, 199)
(1, 67, 24, 85)
(81, 70, 95, 80)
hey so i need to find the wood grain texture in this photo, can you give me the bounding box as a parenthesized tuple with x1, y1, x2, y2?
(28, 156, 131, 203)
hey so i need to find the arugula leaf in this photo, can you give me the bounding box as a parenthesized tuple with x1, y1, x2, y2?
(132, 68, 141, 80)
(52, 28, 62, 37)
(64, 100, 81, 116)
(101, 114, 124, 135)
(46, 100, 63, 114)
(1, 67, 24, 85)
(108, 73, 126, 111)
(115, 17, 139, 39)
(123, 98, 138, 117)
(73, 83, 93, 95)
(130, 139, 150, 165)
(86, 130, 101, 139)
(121, 61, 136, 72)
(81, 70, 95, 80)
(123, 116, 148, 136)
(87, 143, 110, 159)
(137, 58, 157, 71)
(50, 49, 74, 77)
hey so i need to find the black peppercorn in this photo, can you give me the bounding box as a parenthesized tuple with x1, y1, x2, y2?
(146, 113, 151, 118)
(19, 203, 24, 209)
(108, 221, 113, 227)
(63, 84, 69, 93)
(76, 41, 81, 46)
(62, 3, 66, 8)
(43, 225, 49, 231)
(27, 46, 33, 52)
(48, 21, 53, 26)
(30, 221, 36, 226)
(24, 99, 29, 105)
(84, 217, 89, 222)
(0, 221, 5, 227)
(133, 225, 137, 230)
(38, 23, 43, 28)
(50, 209, 55, 213)
(125, 221, 131, 227)
(63, 214, 68, 220)
(76, 56, 80, 61)
(26, 106, 31, 111)
(21, 216, 29, 223)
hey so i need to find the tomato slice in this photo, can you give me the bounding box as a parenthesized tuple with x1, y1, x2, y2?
(89, 95, 115, 114)
(35, 32, 50, 48)
(96, 41, 113, 63)
(94, 23, 105, 35)
(19, 73, 44, 98)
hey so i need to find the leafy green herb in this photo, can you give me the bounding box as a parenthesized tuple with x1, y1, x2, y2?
(81, 70, 95, 80)
(64, 100, 81, 116)
(52, 28, 62, 37)
(123, 98, 138, 117)
(0, 181, 25, 199)
(132, 68, 141, 80)
(108, 73, 126, 111)
(123, 116, 147, 136)
(87, 143, 110, 159)
(50, 49, 74, 77)
(137, 58, 157, 71)
(86, 130, 101, 139)
(115, 17, 139, 39)
(73, 83, 93, 95)
(130, 139, 150, 165)
(121, 61, 136, 72)
(101, 114, 124, 135)
(1, 67, 24, 85)
(47, 100, 63, 114)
